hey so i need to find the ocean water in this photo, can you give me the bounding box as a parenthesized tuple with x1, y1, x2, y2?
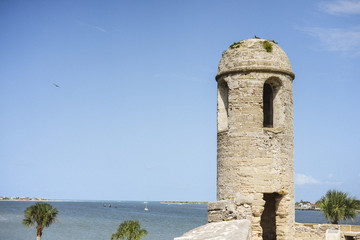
(0, 201, 206, 240)
(295, 209, 360, 225)
(0, 201, 359, 240)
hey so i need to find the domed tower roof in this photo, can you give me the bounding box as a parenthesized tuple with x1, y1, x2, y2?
(216, 38, 294, 80)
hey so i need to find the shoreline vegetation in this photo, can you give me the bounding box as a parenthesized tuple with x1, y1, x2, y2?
(0, 197, 50, 201)
(161, 201, 208, 205)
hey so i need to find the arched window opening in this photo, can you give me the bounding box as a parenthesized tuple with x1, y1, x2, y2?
(263, 83, 273, 128)
(218, 80, 229, 132)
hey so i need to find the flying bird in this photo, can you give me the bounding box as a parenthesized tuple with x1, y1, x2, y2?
(53, 83, 60, 88)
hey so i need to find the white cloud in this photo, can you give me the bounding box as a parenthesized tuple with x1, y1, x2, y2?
(295, 173, 343, 186)
(77, 21, 107, 33)
(320, 0, 360, 15)
(91, 26, 107, 33)
(303, 26, 360, 54)
(295, 173, 320, 185)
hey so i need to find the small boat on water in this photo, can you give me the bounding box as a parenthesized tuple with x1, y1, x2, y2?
(144, 202, 148, 211)
(103, 203, 115, 208)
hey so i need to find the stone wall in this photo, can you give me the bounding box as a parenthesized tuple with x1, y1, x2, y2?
(295, 223, 360, 240)
(216, 72, 294, 202)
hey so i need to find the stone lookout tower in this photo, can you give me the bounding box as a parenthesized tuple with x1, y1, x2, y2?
(209, 38, 295, 240)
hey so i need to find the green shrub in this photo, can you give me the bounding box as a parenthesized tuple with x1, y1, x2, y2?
(262, 40, 273, 52)
(229, 41, 243, 49)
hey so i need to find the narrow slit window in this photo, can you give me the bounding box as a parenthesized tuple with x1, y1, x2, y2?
(217, 81, 229, 132)
(263, 83, 273, 128)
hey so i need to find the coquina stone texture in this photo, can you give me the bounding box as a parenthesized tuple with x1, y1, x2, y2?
(174, 220, 251, 240)
(212, 38, 295, 240)
(295, 223, 360, 240)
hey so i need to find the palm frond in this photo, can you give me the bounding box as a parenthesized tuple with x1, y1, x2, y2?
(317, 190, 358, 224)
(22, 202, 58, 238)
(111, 220, 147, 240)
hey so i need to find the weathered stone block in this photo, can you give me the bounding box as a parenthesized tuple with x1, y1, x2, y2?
(326, 229, 341, 240)
(207, 200, 231, 211)
(174, 220, 251, 240)
(234, 192, 254, 205)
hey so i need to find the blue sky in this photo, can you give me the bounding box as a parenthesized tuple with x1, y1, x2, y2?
(0, 0, 359, 202)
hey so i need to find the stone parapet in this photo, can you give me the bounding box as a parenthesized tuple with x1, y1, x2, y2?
(295, 223, 360, 240)
(208, 193, 253, 223)
(216, 39, 294, 81)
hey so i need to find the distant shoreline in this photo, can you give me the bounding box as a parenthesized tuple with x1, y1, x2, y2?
(295, 208, 321, 211)
(161, 201, 208, 205)
(0, 199, 53, 202)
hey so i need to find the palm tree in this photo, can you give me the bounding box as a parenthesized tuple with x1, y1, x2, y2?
(317, 190, 358, 224)
(22, 202, 59, 240)
(111, 220, 147, 240)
